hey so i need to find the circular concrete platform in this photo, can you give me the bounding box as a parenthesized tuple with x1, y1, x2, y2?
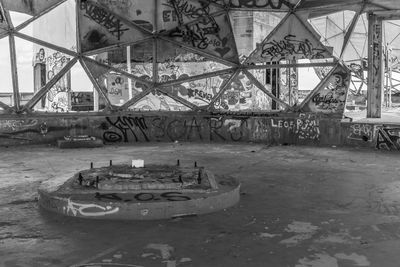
(38, 163, 240, 220)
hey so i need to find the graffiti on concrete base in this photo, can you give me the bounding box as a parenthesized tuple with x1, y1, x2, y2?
(63, 198, 119, 217)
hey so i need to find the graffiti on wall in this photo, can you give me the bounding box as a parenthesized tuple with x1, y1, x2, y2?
(44, 51, 71, 112)
(124, 55, 230, 109)
(167, 12, 237, 62)
(133, 93, 188, 111)
(0, 118, 89, 142)
(296, 113, 320, 140)
(348, 123, 376, 142)
(222, 119, 248, 141)
(207, 117, 248, 141)
(371, 21, 382, 80)
(304, 65, 350, 113)
(101, 114, 321, 143)
(310, 73, 348, 111)
(79, 0, 147, 52)
(81, 1, 129, 39)
(107, 74, 130, 105)
(247, 14, 332, 63)
(103, 116, 149, 142)
(102, 115, 251, 142)
(152, 116, 204, 141)
(280, 66, 298, 106)
(93, 0, 223, 34)
(0, 119, 38, 131)
(158, 59, 226, 106)
(32, 47, 73, 112)
(216, 72, 271, 111)
(94, 0, 155, 32)
(346, 124, 400, 151)
(161, 0, 216, 27)
(376, 127, 400, 150)
(230, 0, 294, 9)
(261, 34, 327, 61)
(271, 113, 320, 140)
(0, 114, 328, 145)
(71, 92, 94, 111)
(168, 76, 223, 106)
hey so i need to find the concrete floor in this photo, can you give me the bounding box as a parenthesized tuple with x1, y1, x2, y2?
(1, 143, 400, 267)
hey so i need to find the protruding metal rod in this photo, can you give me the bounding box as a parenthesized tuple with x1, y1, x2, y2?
(90, 162, 93, 169)
(194, 161, 197, 168)
(177, 159, 180, 166)
(78, 173, 83, 185)
(197, 169, 202, 184)
(110, 160, 112, 166)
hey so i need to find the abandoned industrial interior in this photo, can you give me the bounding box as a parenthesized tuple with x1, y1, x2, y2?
(2, 0, 400, 266)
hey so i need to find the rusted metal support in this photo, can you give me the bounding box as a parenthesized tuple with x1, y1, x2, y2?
(208, 68, 240, 108)
(367, 13, 384, 118)
(298, 64, 338, 111)
(75, 0, 81, 53)
(157, 87, 198, 110)
(120, 86, 154, 110)
(160, 68, 235, 87)
(82, 56, 153, 87)
(14, 32, 77, 57)
(80, 58, 114, 111)
(247, 61, 337, 70)
(158, 36, 239, 68)
(340, 3, 366, 59)
(81, 37, 154, 57)
(243, 69, 290, 110)
(153, 0, 158, 83)
(0, 100, 10, 111)
(8, 34, 20, 111)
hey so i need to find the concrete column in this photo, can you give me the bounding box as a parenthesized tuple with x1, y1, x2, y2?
(93, 87, 99, 112)
(367, 13, 384, 118)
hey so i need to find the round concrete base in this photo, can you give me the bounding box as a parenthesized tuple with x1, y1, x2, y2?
(38, 165, 240, 220)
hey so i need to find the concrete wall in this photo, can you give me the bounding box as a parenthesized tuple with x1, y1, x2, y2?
(2, 113, 400, 151)
(0, 112, 342, 147)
